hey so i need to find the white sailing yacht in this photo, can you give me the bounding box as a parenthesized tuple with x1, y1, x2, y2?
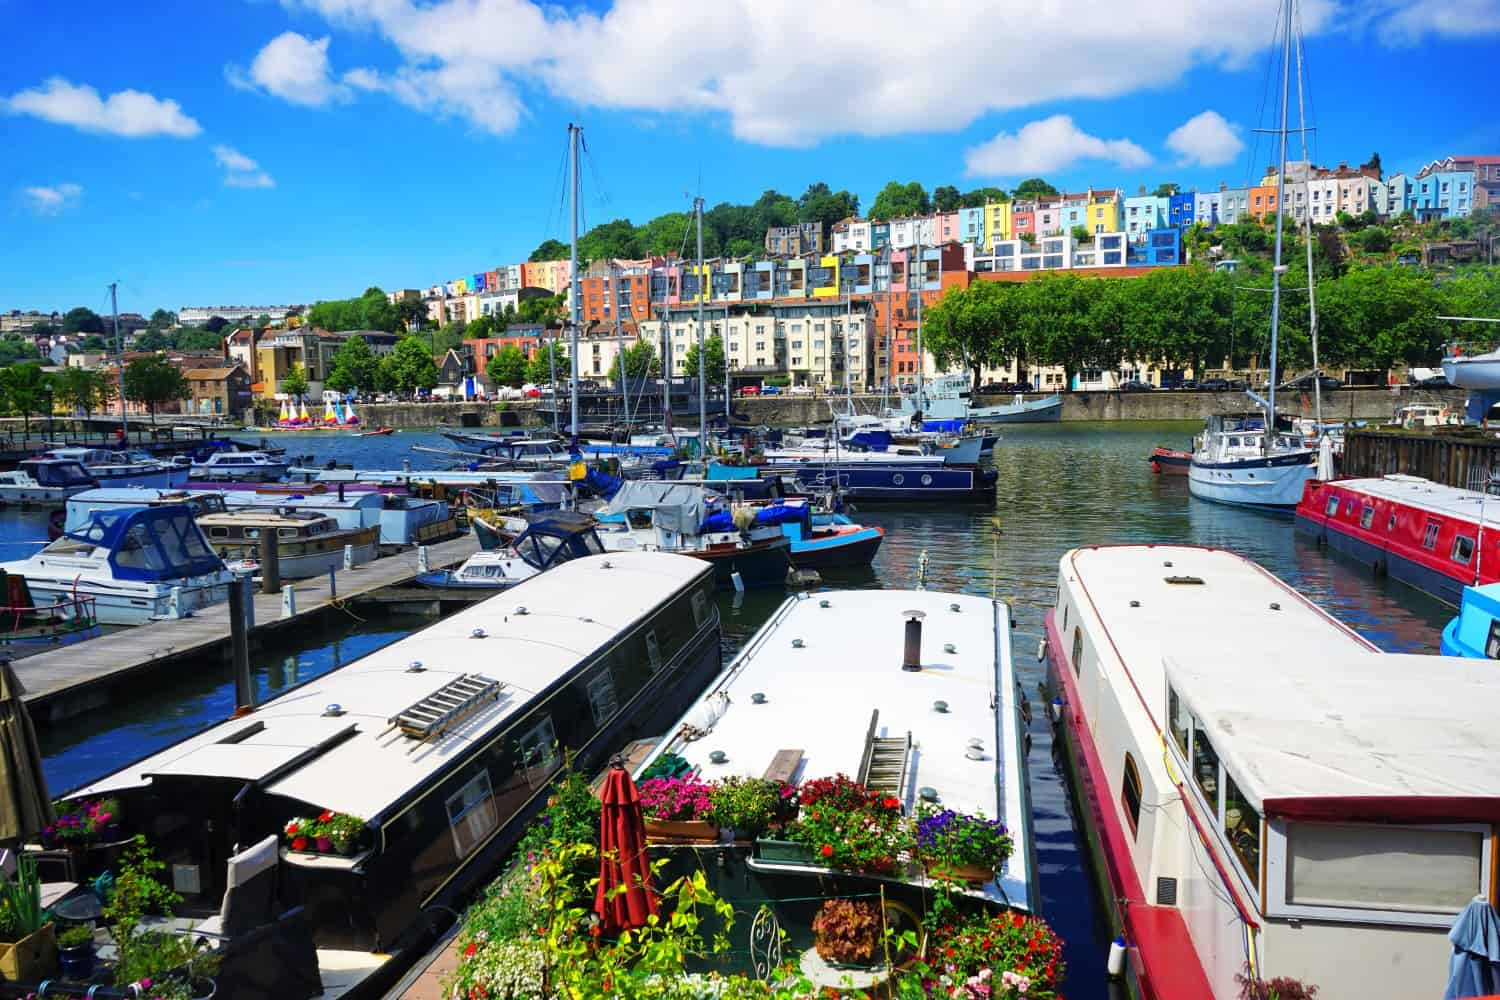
(1188, 13, 1320, 512)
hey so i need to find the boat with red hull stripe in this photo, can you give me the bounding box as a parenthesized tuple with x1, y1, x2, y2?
(1294, 474, 1499, 606)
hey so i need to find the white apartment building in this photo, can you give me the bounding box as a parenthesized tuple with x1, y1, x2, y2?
(179, 305, 297, 326)
(887, 217, 937, 249)
(831, 219, 873, 253)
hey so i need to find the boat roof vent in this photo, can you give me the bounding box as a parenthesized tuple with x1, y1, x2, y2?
(386, 673, 505, 750)
(1164, 575, 1205, 585)
(856, 709, 912, 802)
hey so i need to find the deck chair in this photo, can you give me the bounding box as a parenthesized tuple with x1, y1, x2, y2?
(194, 835, 279, 942)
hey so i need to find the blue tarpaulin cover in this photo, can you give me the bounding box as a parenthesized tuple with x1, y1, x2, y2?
(1445, 897, 1500, 999)
(699, 500, 806, 534)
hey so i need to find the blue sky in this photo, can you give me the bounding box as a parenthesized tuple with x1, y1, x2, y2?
(2, 0, 1496, 315)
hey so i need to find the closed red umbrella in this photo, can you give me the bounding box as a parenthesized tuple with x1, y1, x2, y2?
(595, 760, 658, 933)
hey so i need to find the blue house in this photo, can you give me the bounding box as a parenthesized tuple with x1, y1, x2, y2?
(1169, 192, 1196, 229)
(1130, 228, 1182, 266)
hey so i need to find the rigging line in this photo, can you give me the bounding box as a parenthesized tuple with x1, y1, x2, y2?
(541, 138, 569, 247)
(584, 144, 611, 211)
(1294, 1, 1320, 168)
(1245, 0, 1286, 190)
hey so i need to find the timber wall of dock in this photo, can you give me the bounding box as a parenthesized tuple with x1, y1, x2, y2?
(1341, 428, 1500, 490)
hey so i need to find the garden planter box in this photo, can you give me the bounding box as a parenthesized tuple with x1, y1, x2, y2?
(755, 838, 817, 865)
(644, 819, 719, 842)
(924, 861, 996, 885)
(0, 923, 57, 983)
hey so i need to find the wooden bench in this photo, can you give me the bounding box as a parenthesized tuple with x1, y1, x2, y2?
(593, 738, 661, 796)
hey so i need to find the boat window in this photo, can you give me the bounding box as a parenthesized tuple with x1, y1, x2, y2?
(1423, 520, 1441, 550)
(1452, 536, 1475, 565)
(691, 590, 709, 628)
(114, 524, 169, 573)
(585, 667, 619, 727)
(1388, 513, 1397, 532)
(513, 715, 559, 787)
(1191, 718, 1220, 808)
(625, 509, 654, 530)
(1486, 619, 1500, 660)
(278, 528, 298, 539)
(445, 770, 498, 859)
(1359, 507, 1374, 529)
(1324, 495, 1339, 516)
(1120, 753, 1142, 837)
(208, 526, 229, 539)
(1223, 771, 1261, 890)
(567, 531, 605, 559)
(1286, 823, 1482, 914)
(646, 630, 663, 672)
(244, 528, 260, 540)
(1344, 499, 1355, 516)
(1071, 627, 1084, 676)
(1167, 687, 1189, 758)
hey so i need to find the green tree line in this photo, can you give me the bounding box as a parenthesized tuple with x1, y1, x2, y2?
(923, 264, 1500, 389)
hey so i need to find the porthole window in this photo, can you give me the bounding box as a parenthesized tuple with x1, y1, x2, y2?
(1121, 753, 1143, 837)
(892, 473, 905, 486)
(921, 474, 933, 485)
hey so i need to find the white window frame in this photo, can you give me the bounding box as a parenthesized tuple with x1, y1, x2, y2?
(1263, 819, 1491, 928)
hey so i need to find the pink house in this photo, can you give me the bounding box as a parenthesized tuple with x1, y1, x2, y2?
(1012, 203, 1036, 236)
(933, 212, 960, 245)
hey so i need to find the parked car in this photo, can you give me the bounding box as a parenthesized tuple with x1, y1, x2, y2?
(760, 385, 783, 395)
(736, 385, 760, 397)
(1119, 380, 1155, 392)
(980, 381, 1031, 393)
(789, 385, 815, 396)
(1278, 373, 1343, 392)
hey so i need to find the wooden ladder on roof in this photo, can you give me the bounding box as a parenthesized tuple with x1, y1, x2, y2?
(856, 709, 911, 801)
(387, 673, 504, 751)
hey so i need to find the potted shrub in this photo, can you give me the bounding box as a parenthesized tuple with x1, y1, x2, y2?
(325, 813, 367, 856)
(0, 855, 56, 983)
(283, 816, 319, 854)
(638, 776, 717, 841)
(707, 777, 784, 840)
(784, 774, 912, 874)
(57, 923, 96, 979)
(811, 898, 881, 968)
(915, 806, 1014, 885)
(41, 798, 125, 880)
(927, 910, 1066, 999)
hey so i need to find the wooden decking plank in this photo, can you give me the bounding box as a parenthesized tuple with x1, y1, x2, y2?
(17, 535, 478, 708)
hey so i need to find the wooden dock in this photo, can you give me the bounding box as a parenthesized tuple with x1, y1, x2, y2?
(17, 534, 479, 721)
(1341, 427, 1500, 490)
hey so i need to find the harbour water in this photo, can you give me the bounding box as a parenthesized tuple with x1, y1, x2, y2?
(16, 421, 1452, 997)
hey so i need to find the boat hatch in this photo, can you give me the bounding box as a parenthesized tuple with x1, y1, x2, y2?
(143, 718, 360, 782)
(386, 674, 505, 748)
(1165, 575, 1206, 585)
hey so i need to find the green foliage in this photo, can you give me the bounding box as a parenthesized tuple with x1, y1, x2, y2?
(1071, 225, 1091, 244)
(305, 286, 399, 333)
(811, 898, 881, 966)
(120, 356, 188, 423)
(79, 334, 108, 351)
(1151, 182, 1180, 198)
(487, 345, 528, 388)
(679, 334, 726, 384)
(176, 328, 225, 351)
(870, 180, 931, 220)
(0, 363, 54, 433)
(133, 329, 170, 351)
(147, 308, 177, 330)
(0, 854, 46, 939)
(280, 362, 310, 398)
(325, 335, 381, 393)
(518, 294, 566, 327)
(380, 336, 441, 394)
(959, 187, 1008, 208)
(530, 239, 568, 262)
(1012, 177, 1060, 200)
(58, 924, 95, 950)
(932, 185, 961, 212)
(923, 279, 1026, 389)
(104, 835, 182, 955)
(796, 182, 859, 240)
(525, 341, 569, 386)
(611, 339, 658, 383)
(706, 777, 786, 837)
(394, 297, 428, 331)
(63, 306, 105, 335)
(202, 316, 229, 334)
(516, 757, 601, 868)
(0, 336, 43, 367)
(579, 218, 645, 261)
(465, 315, 497, 340)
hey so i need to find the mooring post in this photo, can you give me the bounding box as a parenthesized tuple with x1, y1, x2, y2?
(281, 586, 297, 619)
(230, 576, 254, 713)
(417, 545, 430, 573)
(328, 565, 337, 599)
(259, 532, 281, 595)
(343, 544, 354, 570)
(242, 574, 255, 630)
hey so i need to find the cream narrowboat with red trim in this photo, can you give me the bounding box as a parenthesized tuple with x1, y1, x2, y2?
(1295, 474, 1500, 607)
(1044, 544, 1500, 1000)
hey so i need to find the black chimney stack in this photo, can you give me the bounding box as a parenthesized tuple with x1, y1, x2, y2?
(902, 610, 926, 672)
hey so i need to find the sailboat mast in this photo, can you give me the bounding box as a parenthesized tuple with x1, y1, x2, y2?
(915, 245, 925, 413)
(723, 304, 731, 425)
(695, 197, 707, 458)
(111, 281, 127, 442)
(1266, 0, 1294, 445)
(567, 123, 582, 440)
(614, 262, 628, 432)
(1292, 12, 1322, 429)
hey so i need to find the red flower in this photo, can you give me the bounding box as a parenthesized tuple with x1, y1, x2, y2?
(820, 844, 834, 857)
(882, 796, 900, 810)
(318, 810, 334, 823)
(464, 942, 477, 957)
(286, 823, 300, 835)
(602, 976, 612, 991)
(291, 836, 308, 851)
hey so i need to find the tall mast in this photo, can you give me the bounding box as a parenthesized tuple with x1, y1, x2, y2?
(695, 196, 706, 458)
(723, 304, 731, 424)
(567, 123, 582, 440)
(1292, 8, 1322, 429)
(915, 245, 926, 414)
(614, 262, 628, 433)
(661, 304, 671, 431)
(110, 281, 127, 442)
(1265, 0, 1294, 448)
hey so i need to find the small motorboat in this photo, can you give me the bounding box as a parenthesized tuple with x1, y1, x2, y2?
(43, 448, 188, 490)
(197, 509, 380, 579)
(418, 513, 608, 591)
(190, 450, 291, 482)
(359, 426, 397, 437)
(1149, 446, 1192, 475)
(0, 458, 98, 506)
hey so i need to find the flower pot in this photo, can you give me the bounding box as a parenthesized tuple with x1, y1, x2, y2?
(334, 838, 355, 857)
(0, 923, 57, 983)
(57, 942, 95, 980)
(315, 836, 333, 853)
(923, 860, 996, 885)
(755, 838, 817, 865)
(644, 818, 719, 841)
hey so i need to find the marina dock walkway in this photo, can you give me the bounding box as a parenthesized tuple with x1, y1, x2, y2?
(17, 533, 479, 720)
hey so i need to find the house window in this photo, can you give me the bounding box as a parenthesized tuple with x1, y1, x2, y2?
(1422, 519, 1441, 550)
(1452, 536, 1475, 565)
(1121, 753, 1143, 837)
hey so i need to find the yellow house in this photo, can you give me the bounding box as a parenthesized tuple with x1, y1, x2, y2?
(691, 263, 712, 304)
(983, 200, 1012, 246)
(812, 255, 840, 298)
(1087, 190, 1121, 233)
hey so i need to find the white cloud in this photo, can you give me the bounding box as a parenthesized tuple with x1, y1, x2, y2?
(271, 0, 1345, 144)
(212, 145, 276, 189)
(964, 115, 1151, 178)
(23, 183, 83, 215)
(227, 31, 350, 107)
(3, 78, 200, 138)
(1165, 110, 1244, 166)
(1359, 0, 1500, 44)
